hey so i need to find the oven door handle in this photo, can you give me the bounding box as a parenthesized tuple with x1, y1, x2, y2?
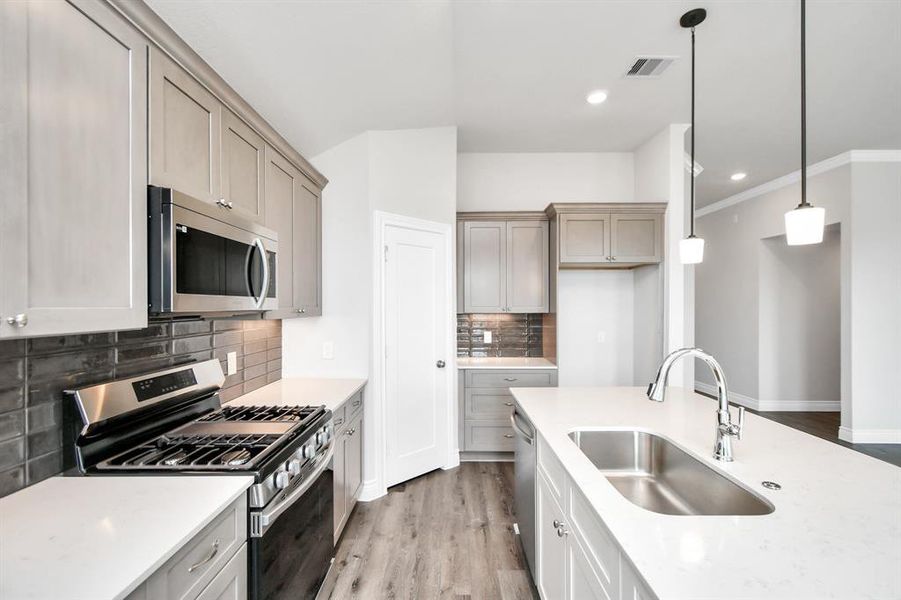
(253, 444, 334, 538)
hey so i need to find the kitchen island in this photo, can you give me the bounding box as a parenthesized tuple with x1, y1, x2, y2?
(511, 386, 901, 599)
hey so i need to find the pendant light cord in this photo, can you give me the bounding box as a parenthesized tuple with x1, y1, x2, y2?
(690, 25, 696, 237)
(800, 0, 809, 208)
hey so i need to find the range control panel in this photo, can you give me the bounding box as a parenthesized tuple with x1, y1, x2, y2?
(132, 369, 197, 402)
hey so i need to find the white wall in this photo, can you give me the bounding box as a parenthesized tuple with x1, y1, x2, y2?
(557, 270, 635, 386)
(457, 152, 634, 211)
(758, 226, 841, 408)
(633, 265, 664, 385)
(283, 133, 372, 378)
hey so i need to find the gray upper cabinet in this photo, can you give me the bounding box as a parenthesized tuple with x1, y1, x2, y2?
(0, 0, 148, 338)
(149, 46, 221, 204)
(551, 204, 666, 268)
(463, 221, 507, 313)
(221, 108, 265, 224)
(264, 147, 322, 318)
(506, 221, 549, 312)
(610, 213, 662, 264)
(461, 217, 549, 314)
(559, 214, 610, 265)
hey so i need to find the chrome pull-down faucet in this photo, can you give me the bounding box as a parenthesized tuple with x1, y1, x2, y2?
(647, 347, 745, 462)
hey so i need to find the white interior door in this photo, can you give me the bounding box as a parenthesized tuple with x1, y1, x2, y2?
(384, 223, 449, 487)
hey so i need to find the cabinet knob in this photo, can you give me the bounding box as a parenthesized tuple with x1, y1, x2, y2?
(5, 314, 27, 328)
(297, 308, 306, 314)
(227, 201, 234, 209)
(610, 256, 616, 261)
(217, 198, 227, 207)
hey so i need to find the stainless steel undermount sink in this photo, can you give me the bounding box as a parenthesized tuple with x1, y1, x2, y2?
(568, 430, 774, 516)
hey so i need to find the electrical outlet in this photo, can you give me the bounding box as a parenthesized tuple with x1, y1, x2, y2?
(596, 331, 607, 344)
(484, 330, 493, 343)
(322, 341, 335, 360)
(226, 351, 237, 375)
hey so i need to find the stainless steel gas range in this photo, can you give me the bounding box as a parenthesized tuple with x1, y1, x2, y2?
(67, 359, 334, 600)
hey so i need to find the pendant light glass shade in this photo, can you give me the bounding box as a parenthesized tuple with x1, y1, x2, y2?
(680, 236, 705, 264)
(784, 204, 825, 245)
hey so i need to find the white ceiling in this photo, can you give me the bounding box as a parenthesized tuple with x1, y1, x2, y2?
(146, 0, 901, 206)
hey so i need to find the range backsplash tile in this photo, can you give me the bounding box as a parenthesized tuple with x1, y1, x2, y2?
(457, 313, 546, 358)
(0, 317, 282, 498)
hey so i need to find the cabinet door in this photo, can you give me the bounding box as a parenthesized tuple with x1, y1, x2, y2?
(221, 108, 265, 223)
(559, 214, 610, 265)
(463, 221, 506, 313)
(333, 430, 348, 542)
(621, 563, 656, 600)
(346, 412, 363, 506)
(567, 534, 613, 600)
(294, 183, 322, 316)
(537, 473, 566, 600)
(149, 46, 221, 204)
(264, 147, 299, 313)
(195, 543, 247, 600)
(506, 221, 549, 313)
(0, 0, 147, 338)
(610, 214, 662, 264)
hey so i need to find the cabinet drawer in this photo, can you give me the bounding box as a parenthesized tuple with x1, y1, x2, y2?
(464, 421, 515, 452)
(347, 391, 363, 421)
(145, 495, 247, 600)
(465, 370, 556, 388)
(332, 403, 347, 430)
(464, 389, 515, 419)
(537, 434, 566, 505)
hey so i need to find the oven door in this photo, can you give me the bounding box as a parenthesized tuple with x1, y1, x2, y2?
(149, 186, 278, 314)
(249, 447, 335, 600)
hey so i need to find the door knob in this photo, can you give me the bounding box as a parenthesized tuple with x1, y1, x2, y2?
(436, 360, 446, 368)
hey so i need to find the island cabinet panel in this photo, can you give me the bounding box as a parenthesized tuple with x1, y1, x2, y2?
(610, 214, 662, 264)
(221, 107, 265, 224)
(621, 564, 655, 600)
(463, 221, 507, 313)
(567, 533, 613, 600)
(537, 471, 567, 600)
(149, 46, 221, 204)
(0, 0, 148, 338)
(263, 147, 323, 318)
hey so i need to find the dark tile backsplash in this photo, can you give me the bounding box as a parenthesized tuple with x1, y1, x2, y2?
(0, 317, 282, 497)
(457, 313, 545, 358)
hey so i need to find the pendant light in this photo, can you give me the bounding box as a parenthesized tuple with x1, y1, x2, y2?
(785, 0, 826, 245)
(679, 8, 707, 265)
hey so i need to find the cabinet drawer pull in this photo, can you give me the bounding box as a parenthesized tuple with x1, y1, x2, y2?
(352, 399, 362, 407)
(503, 378, 517, 382)
(334, 417, 344, 426)
(504, 433, 514, 438)
(504, 402, 513, 406)
(188, 538, 220, 573)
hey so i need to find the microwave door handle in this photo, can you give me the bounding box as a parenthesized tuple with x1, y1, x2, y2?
(252, 238, 269, 310)
(244, 241, 257, 303)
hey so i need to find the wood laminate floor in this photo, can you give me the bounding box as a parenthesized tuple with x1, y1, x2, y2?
(321, 462, 538, 600)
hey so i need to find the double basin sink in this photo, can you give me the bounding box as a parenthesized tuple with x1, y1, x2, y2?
(568, 430, 774, 516)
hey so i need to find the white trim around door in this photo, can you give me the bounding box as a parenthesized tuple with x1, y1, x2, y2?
(360, 211, 458, 501)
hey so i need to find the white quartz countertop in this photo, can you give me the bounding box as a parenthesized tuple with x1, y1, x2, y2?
(456, 357, 557, 370)
(0, 475, 253, 600)
(511, 386, 901, 600)
(227, 377, 367, 413)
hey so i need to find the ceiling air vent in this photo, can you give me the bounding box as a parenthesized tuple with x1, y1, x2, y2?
(625, 56, 676, 78)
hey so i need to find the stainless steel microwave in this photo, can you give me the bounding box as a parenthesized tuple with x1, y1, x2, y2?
(148, 186, 278, 314)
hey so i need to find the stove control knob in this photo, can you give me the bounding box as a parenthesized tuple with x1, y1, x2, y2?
(315, 431, 324, 445)
(288, 458, 301, 476)
(303, 444, 316, 460)
(323, 426, 332, 442)
(274, 471, 291, 490)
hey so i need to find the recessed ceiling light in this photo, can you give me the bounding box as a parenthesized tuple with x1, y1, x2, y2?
(586, 90, 608, 105)
(730, 172, 747, 181)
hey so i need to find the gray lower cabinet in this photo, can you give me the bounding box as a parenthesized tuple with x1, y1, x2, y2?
(334, 392, 364, 541)
(0, 0, 148, 338)
(125, 495, 247, 600)
(264, 147, 323, 318)
(461, 217, 549, 313)
(459, 369, 557, 453)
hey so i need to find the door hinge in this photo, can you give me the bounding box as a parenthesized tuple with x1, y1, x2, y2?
(384, 244, 388, 263)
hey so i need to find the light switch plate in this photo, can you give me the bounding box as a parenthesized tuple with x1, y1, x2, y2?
(322, 341, 335, 360)
(226, 351, 237, 375)
(484, 330, 493, 343)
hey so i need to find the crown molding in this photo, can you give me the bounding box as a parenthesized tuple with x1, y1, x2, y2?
(696, 149, 901, 218)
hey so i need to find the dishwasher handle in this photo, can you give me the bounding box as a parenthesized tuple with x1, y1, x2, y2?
(510, 410, 534, 445)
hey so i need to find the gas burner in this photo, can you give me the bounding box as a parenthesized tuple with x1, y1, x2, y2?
(200, 405, 317, 423)
(102, 433, 281, 470)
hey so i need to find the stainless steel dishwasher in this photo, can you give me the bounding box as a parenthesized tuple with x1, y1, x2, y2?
(511, 405, 537, 576)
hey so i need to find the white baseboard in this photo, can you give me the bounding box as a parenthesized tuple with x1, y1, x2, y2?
(838, 426, 901, 444)
(694, 382, 841, 412)
(357, 479, 387, 503)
